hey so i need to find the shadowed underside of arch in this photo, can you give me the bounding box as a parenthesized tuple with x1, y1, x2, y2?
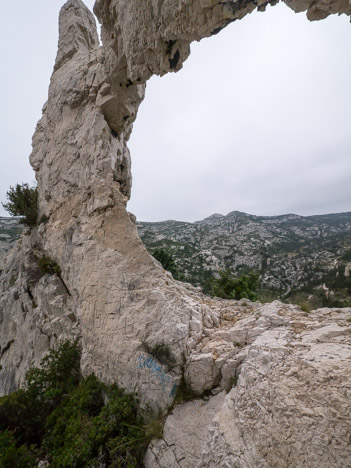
(0, 1, 350, 466)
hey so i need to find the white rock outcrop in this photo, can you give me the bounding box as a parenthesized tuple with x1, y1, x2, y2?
(145, 303, 351, 466)
(0, 0, 350, 466)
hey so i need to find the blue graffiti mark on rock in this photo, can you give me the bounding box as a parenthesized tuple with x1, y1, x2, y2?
(169, 383, 178, 398)
(137, 354, 176, 397)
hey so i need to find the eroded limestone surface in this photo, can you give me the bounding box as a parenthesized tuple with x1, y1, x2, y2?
(1, 0, 350, 466)
(145, 303, 351, 467)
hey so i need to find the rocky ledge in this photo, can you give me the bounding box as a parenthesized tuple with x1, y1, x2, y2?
(146, 301, 351, 467)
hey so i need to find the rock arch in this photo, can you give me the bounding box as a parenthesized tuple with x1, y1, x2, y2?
(0, 1, 350, 466)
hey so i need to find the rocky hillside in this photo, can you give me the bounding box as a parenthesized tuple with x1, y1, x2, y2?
(0, 217, 23, 271)
(138, 211, 351, 307)
(2, 211, 350, 307)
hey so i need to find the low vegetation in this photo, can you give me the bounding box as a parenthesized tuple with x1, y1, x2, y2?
(143, 342, 176, 367)
(37, 256, 61, 276)
(152, 248, 259, 301)
(205, 270, 259, 301)
(0, 342, 156, 467)
(226, 376, 238, 393)
(173, 376, 200, 404)
(152, 249, 184, 281)
(298, 301, 312, 313)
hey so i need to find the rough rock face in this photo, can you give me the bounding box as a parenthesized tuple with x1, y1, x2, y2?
(146, 302, 351, 467)
(1, 0, 350, 466)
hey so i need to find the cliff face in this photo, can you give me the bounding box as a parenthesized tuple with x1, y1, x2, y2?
(1, 0, 350, 466)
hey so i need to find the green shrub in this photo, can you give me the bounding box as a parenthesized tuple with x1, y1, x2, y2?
(152, 249, 184, 281)
(2, 184, 38, 227)
(141, 410, 164, 442)
(9, 275, 18, 287)
(226, 376, 238, 393)
(0, 341, 152, 468)
(0, 430, 36, 468)
(299, 301, 312, 313)
(0, 342, 81, 448)
(258, 289, 276, 303)
(144, 342, 176, 367)
(37, 257, 61, 276)
(208, 270, 259, 301)
(38, 214, 49, 225)
(173, 377, 199, 404)
(43, 376, 145, 467)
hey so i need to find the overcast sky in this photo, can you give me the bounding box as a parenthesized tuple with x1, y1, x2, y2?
(0, 2, 350, 221)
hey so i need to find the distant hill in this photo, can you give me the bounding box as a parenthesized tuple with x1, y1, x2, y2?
(1, 212, 350, 307)
(0, 217, 23, 271)
(138, 211, 351, 308)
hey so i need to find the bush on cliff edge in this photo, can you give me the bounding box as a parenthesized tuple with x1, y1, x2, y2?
(0, 342, 151, 468)
(2, 183, 38, 227)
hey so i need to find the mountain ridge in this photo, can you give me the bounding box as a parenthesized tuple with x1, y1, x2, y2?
(137, 210, 351, 307)
(2, 209, 350, 307)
